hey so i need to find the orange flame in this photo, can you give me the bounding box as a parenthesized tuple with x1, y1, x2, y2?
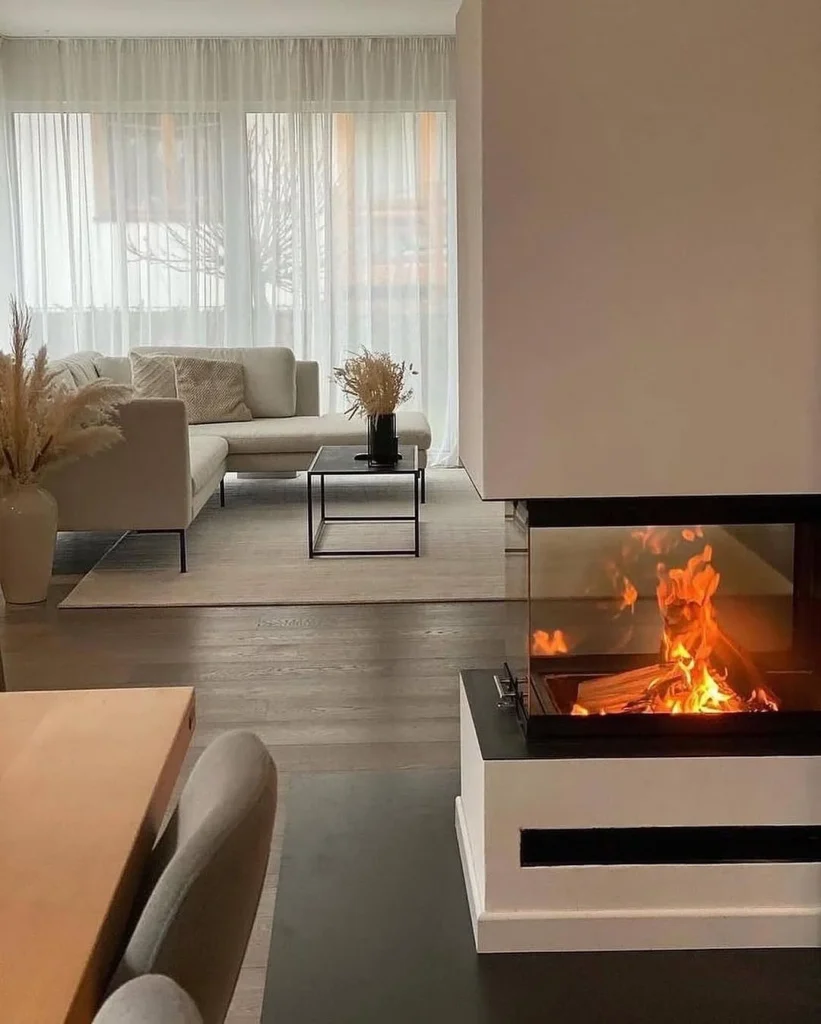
(629, 527, 676, 556)
(569, 544, 780, 717)
(619, 576, 638, 613)
(657, 545, 721, 665)
(531, 629, 569, 656)
(648, 547, 777, 714)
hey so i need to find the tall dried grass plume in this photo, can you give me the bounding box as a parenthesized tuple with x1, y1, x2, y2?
(0, 298, 131, 486)
(333, 349, 415, 418)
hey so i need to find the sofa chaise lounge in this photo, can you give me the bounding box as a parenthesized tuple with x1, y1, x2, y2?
(44, 347, 432, 571)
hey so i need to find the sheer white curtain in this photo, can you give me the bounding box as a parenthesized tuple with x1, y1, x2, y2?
(0, 37, 458, 464)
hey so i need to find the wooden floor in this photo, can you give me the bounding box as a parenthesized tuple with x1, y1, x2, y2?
(1, 529, 507, 1022)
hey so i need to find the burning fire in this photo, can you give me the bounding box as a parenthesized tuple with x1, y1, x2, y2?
(619, 576, 638, 614)
(608, 528, 704, 627)
(534, 533, 780, 717)
(632, 641, 777, 715)
(531, 629, 569, 656)
(625, 544, 778, 715)
(626, 525, 703, 557)
(630, 527, 674, 556)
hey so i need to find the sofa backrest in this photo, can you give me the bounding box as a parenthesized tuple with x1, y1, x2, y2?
(131, 346, 295, 418)
(131, 346, 299, 418)
(56, 348, 321, 418)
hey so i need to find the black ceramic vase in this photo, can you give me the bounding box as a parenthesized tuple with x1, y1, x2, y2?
(368, 413, 399, 467)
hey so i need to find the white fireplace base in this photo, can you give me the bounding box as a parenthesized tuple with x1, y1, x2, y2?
(457, 675, 821, 953)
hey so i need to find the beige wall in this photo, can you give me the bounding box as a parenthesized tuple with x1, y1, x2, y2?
(459, 0, 821, 499)
(456, 0, 484, 493)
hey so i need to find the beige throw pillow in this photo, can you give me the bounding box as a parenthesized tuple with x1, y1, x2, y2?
(130, 351, 177, 399)
(173, 356, 252, 425)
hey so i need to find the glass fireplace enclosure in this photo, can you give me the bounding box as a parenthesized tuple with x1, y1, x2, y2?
(504, 497, 821, 749)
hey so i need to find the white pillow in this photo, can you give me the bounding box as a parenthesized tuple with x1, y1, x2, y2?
(130, 352, 177, 399)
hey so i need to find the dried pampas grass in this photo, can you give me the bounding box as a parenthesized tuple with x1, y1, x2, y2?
(0, 298, 131, 486)
(333, 349, 416, 418)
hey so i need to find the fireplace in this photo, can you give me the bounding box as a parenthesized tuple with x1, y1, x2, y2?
(456, 494, 821, 954)
(453, 0, 821, 959)
(502, 495, 821, 754)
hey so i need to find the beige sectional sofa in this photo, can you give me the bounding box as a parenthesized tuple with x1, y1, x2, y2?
(44, 348, 431, 571)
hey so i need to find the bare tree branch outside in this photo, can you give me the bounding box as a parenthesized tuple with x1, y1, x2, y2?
(125, 118, 310, 299)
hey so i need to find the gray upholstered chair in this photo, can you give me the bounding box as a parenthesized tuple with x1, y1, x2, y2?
(93, 976, 202, 1024)
(109, 731, 277, 1024)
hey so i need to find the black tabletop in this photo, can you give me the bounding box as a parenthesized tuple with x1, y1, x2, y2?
(308, 444, 419, 475)
(262, 769, 821, 1024)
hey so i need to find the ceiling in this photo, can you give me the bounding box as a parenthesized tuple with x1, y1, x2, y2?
(0, 0, 460, 37)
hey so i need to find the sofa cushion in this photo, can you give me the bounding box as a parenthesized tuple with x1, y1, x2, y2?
(189, 417, 320, 455)
(318, 411, 432, 450)
(130, 352, 177, 399)
(190, 411, 433, 457)
(133, 346, 296, 418)
(173, 356, 252, 425)
(97, 355, 133, 386)
(50, 352, 100, 388)
(189, 435, 228, 497)
(50, 366, 78, 391)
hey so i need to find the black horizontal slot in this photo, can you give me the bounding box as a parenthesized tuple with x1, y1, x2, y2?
(523, 495, 821, 528)
(520, 825, 821, 867)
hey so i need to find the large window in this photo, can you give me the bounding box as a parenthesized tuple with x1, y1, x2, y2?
(92, 113, 224, 223)
(12, 112, 227, 330)
(1, 36, 457, 463)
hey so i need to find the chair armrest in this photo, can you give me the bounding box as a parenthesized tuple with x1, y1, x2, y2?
(43, 398, 193, 532)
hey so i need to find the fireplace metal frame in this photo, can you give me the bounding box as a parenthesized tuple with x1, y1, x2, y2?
(510, 495, 821, 754)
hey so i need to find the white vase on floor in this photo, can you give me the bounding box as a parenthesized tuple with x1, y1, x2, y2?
(0, 483, 58, 604)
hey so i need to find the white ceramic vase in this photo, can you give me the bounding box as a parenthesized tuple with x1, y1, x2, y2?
(0, 483, 58, 604)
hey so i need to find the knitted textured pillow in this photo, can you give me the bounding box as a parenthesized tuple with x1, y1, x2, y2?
(130, 351, 177, 399)
(173, 356, 252, 425)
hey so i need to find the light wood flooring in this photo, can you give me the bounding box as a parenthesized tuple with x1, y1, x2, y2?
(2, 528, 507, 1023)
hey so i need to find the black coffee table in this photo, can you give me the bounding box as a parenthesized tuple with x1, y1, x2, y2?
(306, 444, 422, 558)
(263, 770, 821, 1024)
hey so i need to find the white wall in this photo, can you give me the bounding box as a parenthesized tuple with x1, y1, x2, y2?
(458, 0, 821, 499)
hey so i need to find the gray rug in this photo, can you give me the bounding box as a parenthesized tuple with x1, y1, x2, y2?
(60, 469, 506, 609)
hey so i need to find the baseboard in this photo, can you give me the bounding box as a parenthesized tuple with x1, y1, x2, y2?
(470, 904, 821, 954)
(454, 796, 482, 949)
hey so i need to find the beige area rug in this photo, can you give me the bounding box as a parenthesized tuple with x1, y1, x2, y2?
(60, 469, 506, 609)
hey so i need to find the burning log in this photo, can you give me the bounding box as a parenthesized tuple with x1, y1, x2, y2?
(570, 659, 778, 717)
(573, 665, 680, 715)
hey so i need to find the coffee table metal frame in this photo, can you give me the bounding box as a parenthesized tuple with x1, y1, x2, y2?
(307, 444, 421, 558)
